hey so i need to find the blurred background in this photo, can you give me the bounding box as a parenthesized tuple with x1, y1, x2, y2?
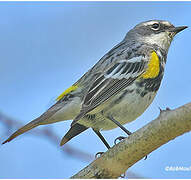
(0, 2, 191, 178)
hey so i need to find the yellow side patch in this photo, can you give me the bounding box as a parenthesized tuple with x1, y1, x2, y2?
(141, 51, 160, 79)
(56, 85, 78, 101)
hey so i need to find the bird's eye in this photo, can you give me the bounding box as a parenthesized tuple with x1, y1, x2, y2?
(151, 23, 160, 30)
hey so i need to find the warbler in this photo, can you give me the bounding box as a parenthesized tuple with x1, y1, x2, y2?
(2, 20, 187, 149)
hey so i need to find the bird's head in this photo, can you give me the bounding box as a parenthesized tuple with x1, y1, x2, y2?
(126, 20, 187, 52)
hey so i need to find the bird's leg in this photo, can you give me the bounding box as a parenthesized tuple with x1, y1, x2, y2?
(108, 115, 132, 136)
(93, 129, 111, 158)
(114, 136, 127, 145)
(93, 129, 126, 178)
(110, 115, 132, 145)
(108, 115, 148, 160)
(93, 129, 127, 178)
(93, 129, 111, 149)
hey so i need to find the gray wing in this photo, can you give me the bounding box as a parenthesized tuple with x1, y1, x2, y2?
(72, 56, 147, 126)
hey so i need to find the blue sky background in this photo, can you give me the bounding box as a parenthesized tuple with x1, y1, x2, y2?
(0, 2, 191, 178)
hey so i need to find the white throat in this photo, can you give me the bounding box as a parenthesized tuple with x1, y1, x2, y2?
(142, 32, 172, 51)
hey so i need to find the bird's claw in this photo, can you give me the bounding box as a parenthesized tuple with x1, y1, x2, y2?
(114, 136, 126, 145)
(95, 152, 104, 159)
(119, 172, 126, 178)
(166, 107, 171, 111)
(159, 106, 171, 114)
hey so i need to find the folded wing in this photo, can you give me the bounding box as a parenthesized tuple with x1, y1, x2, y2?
(72, 56, 147, 126)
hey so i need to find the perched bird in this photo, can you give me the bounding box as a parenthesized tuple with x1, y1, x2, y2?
(2, 20, 187, 150)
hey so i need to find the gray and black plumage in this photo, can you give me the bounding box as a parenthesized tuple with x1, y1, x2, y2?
(2, 20, 187, 149)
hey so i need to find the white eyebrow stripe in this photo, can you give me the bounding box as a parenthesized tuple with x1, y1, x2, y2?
(143, 20, 172, 27)
(143, 21, 158, 26)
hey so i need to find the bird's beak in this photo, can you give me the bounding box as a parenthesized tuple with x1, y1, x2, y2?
(169, 26, 188, 34)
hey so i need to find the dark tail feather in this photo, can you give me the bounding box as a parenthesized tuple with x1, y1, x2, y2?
(2, 118, 41, 144)
(60, 123, 88, 146)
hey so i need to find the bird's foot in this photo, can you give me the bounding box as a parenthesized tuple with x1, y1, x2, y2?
(159, 106, 171, 114)
(119, 172, 126, 178)
(114, 136, 126, 145)
(165, 107, 171, 111)
(95, 152, 104, 159)
(114, 136, 148, 160)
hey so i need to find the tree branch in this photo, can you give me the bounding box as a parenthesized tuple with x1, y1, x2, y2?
(71, 102, 191, 178)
